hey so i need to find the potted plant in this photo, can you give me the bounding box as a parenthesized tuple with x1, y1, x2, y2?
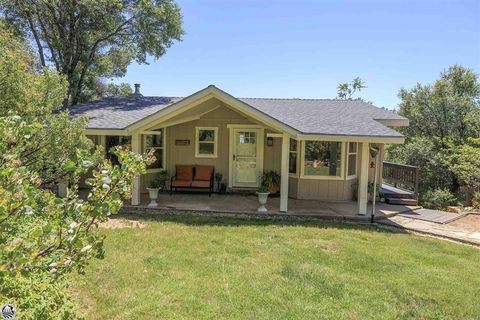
(158, 169, 169, 192)
(219, 180, 227, 195)
(367, 182, 380, 202)
(215, 172, 223, 193)
(260, 170, 281, 194)
(146, 178, 161, 207)
(256, 184, 270, 212)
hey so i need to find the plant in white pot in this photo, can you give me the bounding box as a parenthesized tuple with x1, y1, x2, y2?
(146, 178, 161, 207)
(256, 171, 280, 212)
(256, 184, 270, 213)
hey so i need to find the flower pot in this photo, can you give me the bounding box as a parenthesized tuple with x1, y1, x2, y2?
(146, 188, 160, 207)
(256, 192, 270, 212)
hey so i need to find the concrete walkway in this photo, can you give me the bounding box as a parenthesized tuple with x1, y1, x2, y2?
(399, 208, 465, 224)
(378, 214, 480, 246)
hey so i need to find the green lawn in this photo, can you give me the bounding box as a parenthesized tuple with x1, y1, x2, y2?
(70, 214, 480, 320)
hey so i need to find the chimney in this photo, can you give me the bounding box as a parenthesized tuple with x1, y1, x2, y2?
(134, 83, 142, 96)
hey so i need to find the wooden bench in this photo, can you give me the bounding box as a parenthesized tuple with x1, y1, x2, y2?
(170, 165, 214, 196)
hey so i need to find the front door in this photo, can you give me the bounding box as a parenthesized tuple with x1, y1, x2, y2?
(232, 129, 261, 188)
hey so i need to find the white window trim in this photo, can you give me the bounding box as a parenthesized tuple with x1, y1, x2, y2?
(195, 127, 218, 158)
(346, 142, 358, 180)
(288, 138, 299, 178)
(299, 140, 345, 180)
(142, 129, 166, 173)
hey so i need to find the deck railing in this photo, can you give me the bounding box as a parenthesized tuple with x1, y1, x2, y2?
(382, 162, 419, 196)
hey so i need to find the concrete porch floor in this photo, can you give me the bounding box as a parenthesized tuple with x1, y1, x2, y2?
(124, 192, 420, 221)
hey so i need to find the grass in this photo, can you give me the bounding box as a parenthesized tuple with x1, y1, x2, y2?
(70, 214, 480, 320)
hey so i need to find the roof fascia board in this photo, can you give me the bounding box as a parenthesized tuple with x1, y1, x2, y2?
(298, 134, 405, 144)
(375, 118, 410, 127)
(85, 129, 128, 135)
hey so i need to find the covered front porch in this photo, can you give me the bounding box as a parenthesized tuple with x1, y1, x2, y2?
(124, 192, 419, 221)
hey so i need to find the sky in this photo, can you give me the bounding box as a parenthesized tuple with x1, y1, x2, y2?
(117, 0, 480, 109)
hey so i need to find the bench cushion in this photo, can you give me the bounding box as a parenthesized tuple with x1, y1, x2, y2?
(171, 180, 191, 187)
(176, 165, 193, 181)
(191, 180, 211, 188)
(195, 166, 214, 181)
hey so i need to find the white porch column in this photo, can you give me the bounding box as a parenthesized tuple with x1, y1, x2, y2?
(377, 143, 385, 187)
(131, 133, 141, 206)
(357, 142, 370, 215)
(280, 134, 290, 212)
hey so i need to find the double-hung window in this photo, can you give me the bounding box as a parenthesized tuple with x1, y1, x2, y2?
(106, 136, 131, 165)
(289, 139, 297, 174)
(303, 141, 342, 177)
(195, 127, 218, 158)
(347, 142, 358, 178)
(143, 129, 164, 170)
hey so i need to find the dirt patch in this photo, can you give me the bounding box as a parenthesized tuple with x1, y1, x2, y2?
(448, 214, 480, 232)
(99, 218, 146, 229)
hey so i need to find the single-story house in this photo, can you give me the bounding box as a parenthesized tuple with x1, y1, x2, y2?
(70, 84, 408, 214)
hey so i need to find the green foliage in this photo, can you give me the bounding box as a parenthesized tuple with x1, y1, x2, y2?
(337, 77, 367, 100)
(148, 178, 162, 189)
(0, 22, 153, 319)
(472, 192, 480, 210)
(420, 189, 456, 210)
(260, 170, 281, 193)
(448, 138, 480, 192)
(387, 66, 480, 206)
(1, 0, 184, 105)
(93, 80, 134, 99)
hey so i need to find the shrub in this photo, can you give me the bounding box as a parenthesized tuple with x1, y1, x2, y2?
(473, 192, 480, 210)
(421, 188, 456, 210)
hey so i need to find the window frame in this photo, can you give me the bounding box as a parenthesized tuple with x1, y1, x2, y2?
(142, 129, 166, 173)
(288, 138, 298, 177)
(300, 140, 345, 180)
(346, 142, 358, 179)
(195, 126, 218, 158)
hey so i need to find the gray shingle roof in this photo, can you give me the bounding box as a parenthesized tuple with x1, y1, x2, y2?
(238, 98, 405, 137)
(70, 96, 183, 130)
(70, 89, 405, 138)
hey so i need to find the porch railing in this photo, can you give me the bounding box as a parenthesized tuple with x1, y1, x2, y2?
(382, 161, 419, 196)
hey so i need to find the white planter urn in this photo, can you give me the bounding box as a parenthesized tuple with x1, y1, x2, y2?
(256, 192, 270, 212)
(146, 188, 160, 207)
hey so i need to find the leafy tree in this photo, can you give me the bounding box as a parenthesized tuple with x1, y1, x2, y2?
(337, 77, 367, 99)
(92, 80, 134, 99)
(387, 66, 480, 202)
(448, 138, 480, 193)
(0, 0, 184, 105)
(0, 21, 152, 318)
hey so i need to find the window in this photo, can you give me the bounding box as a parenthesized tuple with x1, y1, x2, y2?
(195, 127, 218, 157)
(143, 129, 164, 170)
(347, 142, 357, 177)
(303, 141, 342, 177)
(289, 139, 297, 174)
(106, 136, 131, 165)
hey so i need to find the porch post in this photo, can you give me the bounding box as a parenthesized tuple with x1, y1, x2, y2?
(280, 133, 289, 212)
(131, 133, 141, 206)
(357, 142, 370, 215)
(377, 144, 385, 187)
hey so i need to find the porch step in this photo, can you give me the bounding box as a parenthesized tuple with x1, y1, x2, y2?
(381, 184, 416, 199)
(385, 197, 418, 206)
